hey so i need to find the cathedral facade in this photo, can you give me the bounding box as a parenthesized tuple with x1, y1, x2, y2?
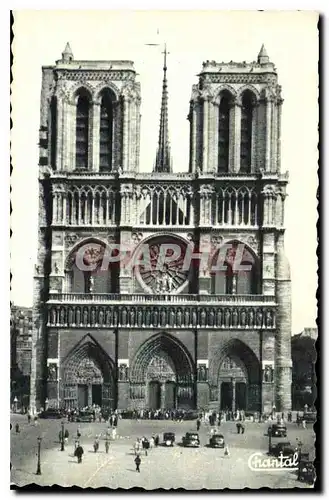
(30, 43, 292, 414)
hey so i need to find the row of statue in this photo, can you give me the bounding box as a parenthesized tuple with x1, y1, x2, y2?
(49, 306, 275, 329)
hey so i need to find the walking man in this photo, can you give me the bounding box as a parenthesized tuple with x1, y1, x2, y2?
(75, 444, 84, 463)
(135, 454, 141, 473)
(196, 418, 201, 432)
(105, 439, 110, 454)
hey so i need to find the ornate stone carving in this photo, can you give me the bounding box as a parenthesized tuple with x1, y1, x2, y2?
(48, 364, 58, 381)
(211, 235, 223, 247)
(66, 233, 80, 247)
(263, 365, 273, 383)
(198, 364, 208, 382)
(132, 232, 143, 244)
(118, 364, 129, 382)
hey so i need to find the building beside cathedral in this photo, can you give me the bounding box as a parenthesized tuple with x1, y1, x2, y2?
(31, 43, 292, 414)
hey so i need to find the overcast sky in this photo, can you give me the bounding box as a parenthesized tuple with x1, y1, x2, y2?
(11, 10, 318, 335)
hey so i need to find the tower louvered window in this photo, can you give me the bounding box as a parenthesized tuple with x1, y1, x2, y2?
(218, 95, 230, 172)
(75, 95, 89, 170)
(99, 91, 114, 171)
(240, 92, 253, 173)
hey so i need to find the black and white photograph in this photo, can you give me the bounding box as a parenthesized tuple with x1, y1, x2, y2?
(10, 9, 319, 490)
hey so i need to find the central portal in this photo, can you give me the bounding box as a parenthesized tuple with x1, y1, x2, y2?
(130, 333, 195, 410)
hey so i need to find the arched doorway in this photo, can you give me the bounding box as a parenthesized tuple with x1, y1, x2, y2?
(211, 339, 261, 412)
(130, 333, 195, 410)
(61, 335, 115, 410)
(218, 355, 248, 411)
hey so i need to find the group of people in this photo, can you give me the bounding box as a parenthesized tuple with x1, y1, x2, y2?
(124, 408, 197, 421)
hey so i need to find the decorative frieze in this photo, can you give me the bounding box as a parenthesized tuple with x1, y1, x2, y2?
(47, 302, 276, 330)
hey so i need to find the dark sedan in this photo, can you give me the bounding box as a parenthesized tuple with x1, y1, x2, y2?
(209, 433, 225, 448)
(39, 408, 65, 419)
(268, 424, 287, 437)
(182, 432, 200, 448)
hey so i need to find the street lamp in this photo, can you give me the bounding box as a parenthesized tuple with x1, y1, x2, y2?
(61, 421, 65, 451)
(36, 436, 42, 475)
(268, 427, 272, 454)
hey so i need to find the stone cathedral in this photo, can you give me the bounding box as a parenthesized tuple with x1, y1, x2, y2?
(30, 43, 292, 414)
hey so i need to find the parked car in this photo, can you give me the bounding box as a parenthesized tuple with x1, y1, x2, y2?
(76, 411, 94, 423)
(268, 424, 287, 437)
(182, 432, 200, 448)
(298, 460, 316, 485)
(39, 408, 64, 419)
(163, 432, 175, 446)
(269, 441, 295, 458)
(209, 433, 225, 448)
(303, 412, 317, 423)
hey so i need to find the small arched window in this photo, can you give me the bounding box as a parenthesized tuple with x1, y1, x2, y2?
(240, 92, 254, 173)
(99, 90, 114, 171)
(218, 94, 230, 172)
(75, 94, 90, 170)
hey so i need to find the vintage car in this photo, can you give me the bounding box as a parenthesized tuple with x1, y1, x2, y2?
(269, 441, 296, 458)
(209, 433, 225, 448)
(268, 424, 287, 438)
(76, 411, 94, 423)
(298, 460, 316, 485)
(39, 408, 65, 419)
(163, 432, 175, 446)
(182, 432, 200, 448)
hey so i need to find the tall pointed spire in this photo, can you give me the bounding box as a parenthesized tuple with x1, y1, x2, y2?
(257, 44, 269, 65)
(154, 44, 172, 173)
(62, 42, 74, 62)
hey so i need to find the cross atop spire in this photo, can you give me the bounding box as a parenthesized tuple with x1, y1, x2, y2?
(62, 42, 74, 62)
(257, 44, 269, 65)
(154, 43, 172, 173)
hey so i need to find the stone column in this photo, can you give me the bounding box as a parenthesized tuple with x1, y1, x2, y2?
(275, 232, 292, 411)
(271, 101, 277, 173)
(233, 100, 242, 173)
(92, 101, 101, 172)
(161, 382, 166, 409)
(232, 379, 236, 413)
(276, 98, 283, 173)
(265, 98, 272, 172)
(208, 100, 217, 172)
(88, 384, 93, 407)
(55, 97, 64, 170)
(228, 100, 235, 172)
(202, 98, 209, 171)
(191, 102, 197, 172)
(251, 102, 258, 173)
(122, 97, 129, 171)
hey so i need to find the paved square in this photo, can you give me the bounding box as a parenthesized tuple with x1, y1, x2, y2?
(11, 415, 315, 489)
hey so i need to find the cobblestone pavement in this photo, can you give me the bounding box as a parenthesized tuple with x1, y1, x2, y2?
(10, 415, 315, 490)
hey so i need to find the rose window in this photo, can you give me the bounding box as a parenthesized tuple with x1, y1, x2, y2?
(134, 238, 189, 294)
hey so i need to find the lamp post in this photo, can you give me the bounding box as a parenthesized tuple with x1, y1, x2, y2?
(61, 421, 65, 451)
(268, 427, 272, 454)
(36, 437, 42, 475)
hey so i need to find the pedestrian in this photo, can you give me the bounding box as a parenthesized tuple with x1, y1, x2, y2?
(15, 423, 20, 433)
(154, 434, 159, 447)
(105, 439, 110, 454)
(93, 437, 99, 452)
(77, 426, 81, 438)
(149, 436, 155, 449)
(135, 454, 141, 473)
(241, 424, 245, 435)
(224, 445, 230, 457)
(196, 418, 201, 431)
(27, 414, 31, 424)
(64, 429, 69, 444)
(302, 419, 306, 429)
(236, 423, 241, 434)
(75, 444, 84, 463)
(34, 415, 38, 426)
(112, 427, 117, 440)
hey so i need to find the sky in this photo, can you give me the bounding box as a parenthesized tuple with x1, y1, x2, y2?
(10, 10, 318, 335)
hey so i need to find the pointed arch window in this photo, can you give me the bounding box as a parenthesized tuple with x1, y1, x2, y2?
(218, 94, 230, 172)
(75, 94, 90, 170)
(240, 92, 254, 173)
(99, 90, 114, 171)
